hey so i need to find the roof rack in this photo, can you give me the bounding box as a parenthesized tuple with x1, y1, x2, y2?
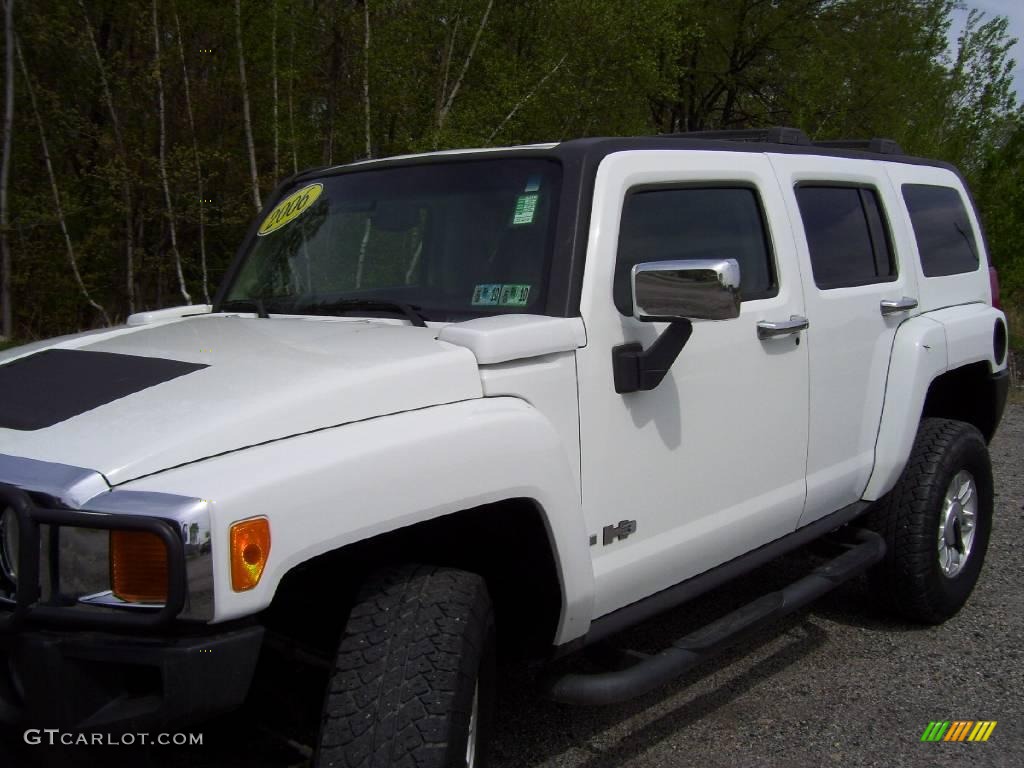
(657, 128, 906, 156)
(661, 127, 812, 146)
(812, 138, 904, 155)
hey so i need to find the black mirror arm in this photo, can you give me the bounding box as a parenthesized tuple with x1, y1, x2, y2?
(611, 319, 694, 394)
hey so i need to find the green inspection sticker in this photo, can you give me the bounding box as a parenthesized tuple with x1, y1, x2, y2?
(499, 284, 531, 306)
(471, 283, 532, 306)
(512, 193, 538, 225)
(472, 284, 503, 306)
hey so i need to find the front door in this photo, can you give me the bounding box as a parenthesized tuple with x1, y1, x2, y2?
(576, 150, 810, 619)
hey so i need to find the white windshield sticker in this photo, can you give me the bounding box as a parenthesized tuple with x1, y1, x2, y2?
(512, 193, 538, 225)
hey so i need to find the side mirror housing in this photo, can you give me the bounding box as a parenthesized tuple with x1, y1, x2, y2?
(613, 259, 742, 394)
(632, 259, 741, 322)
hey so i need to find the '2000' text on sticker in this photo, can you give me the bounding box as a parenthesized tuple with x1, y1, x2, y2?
(257, 183, 324, 236)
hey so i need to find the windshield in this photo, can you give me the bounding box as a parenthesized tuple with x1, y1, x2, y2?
(223, 158, 562, 321)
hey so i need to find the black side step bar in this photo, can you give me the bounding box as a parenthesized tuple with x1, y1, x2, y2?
(546, 529, 885, 706)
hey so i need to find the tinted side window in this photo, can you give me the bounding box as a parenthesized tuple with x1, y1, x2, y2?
(902, 184, 979, 277)
(614, 187, 775, 315)
(795, 186, 896, 290)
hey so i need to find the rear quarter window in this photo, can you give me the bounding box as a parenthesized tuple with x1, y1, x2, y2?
(902, 184, 979, 277)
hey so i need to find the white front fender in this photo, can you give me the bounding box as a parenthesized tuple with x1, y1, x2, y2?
(118, 397, 594, 644)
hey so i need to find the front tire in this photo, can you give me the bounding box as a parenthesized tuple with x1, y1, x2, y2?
(865, 418, 994, 624)
(315, 565, 495, 768)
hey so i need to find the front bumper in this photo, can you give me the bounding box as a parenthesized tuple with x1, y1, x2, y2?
(0, 624, 263, 729)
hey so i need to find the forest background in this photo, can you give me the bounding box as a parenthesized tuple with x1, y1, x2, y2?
(0, 0, 1021, 348)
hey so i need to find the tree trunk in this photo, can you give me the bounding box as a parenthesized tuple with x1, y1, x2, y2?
(16, 36, 110, 326)
(173, 3, 209, 303)
(235, 0, 261, 210)
(362, 0, 371, 159)
(153, 0, 190, 304)
(322, 7, 340, 166)
(271, 0, 279, 181)
(435, 0, 492, 143)
(77, 0, 135, 314)
(433, 16, 459, 135)
(487, 53, 567, 144)
(0, 0, 13, 339)
(288, 5, 297, 173)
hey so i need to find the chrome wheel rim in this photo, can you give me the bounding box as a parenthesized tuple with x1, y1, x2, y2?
(938, 470, 978, 578)
(465, 680, 480, 768)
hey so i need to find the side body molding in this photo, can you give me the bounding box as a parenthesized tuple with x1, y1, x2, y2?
(117, 397, 595, 644)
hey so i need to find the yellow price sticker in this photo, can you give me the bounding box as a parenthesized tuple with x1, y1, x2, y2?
(257, 183, 324, 236)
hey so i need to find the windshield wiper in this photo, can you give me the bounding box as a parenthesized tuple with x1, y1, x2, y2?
(219, 298, 270, 318)
(302, 299, 428, 327)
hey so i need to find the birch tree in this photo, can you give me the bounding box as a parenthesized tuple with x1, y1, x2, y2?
(77, 0, 136, 313)
(321, 3, 341, 165)
(153, 0, 190, 304)
(0, 0, 13, 339)
(173, 4, 210, 303)
(236, 0, 262, 210)
(271, 0, 279, 181)
(363, 0, 371, 158)
(434, 0, 493, 144)
(487, 54, 568, 144)
(288, 7, 297, 173)
(16, 35, 110, 326)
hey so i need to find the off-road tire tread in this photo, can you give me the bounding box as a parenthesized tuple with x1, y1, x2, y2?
(865, 417, 992, 624)
(316, 564, 491, 768)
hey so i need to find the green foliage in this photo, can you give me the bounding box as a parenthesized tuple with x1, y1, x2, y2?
(1, 0, 1021, 338)
(945, 10, 1019, 172)
(975, 114, 1024, 303)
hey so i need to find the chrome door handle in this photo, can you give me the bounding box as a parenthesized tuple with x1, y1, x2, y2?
(757, 315, 809, 340)
(880, 296, 918, 315)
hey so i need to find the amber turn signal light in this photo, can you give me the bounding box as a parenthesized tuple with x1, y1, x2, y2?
(230, 517, 271, 591)
(110, 530, 169, 603)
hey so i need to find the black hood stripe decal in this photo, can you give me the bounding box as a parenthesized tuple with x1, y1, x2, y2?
(0, 349, 208, 431)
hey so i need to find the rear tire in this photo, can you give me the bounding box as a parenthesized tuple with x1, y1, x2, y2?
(865, 418, 993, 624)
(315, 564, 495, 768)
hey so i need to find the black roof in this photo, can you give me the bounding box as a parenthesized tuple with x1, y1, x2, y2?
(293, 127, 957, 186)
(549, 134, 955, 173)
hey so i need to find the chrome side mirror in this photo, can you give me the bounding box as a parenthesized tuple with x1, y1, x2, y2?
(632, 259, 741, 322)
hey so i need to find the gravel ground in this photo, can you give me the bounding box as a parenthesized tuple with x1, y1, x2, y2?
(4, 404, 1022, 768)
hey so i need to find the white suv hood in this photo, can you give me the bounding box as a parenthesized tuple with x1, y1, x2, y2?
(0, 315, 482, 485)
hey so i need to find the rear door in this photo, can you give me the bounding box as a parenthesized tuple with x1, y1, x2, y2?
(769, 154, 920, 524)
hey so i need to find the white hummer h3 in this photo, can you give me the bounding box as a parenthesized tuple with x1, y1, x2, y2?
(0, 128, 1010, 766)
